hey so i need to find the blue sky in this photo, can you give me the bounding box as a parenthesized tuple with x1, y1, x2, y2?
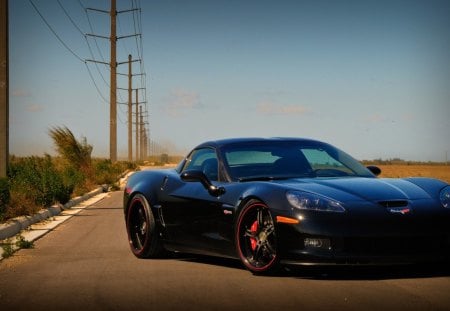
(8, 0, 450, 161)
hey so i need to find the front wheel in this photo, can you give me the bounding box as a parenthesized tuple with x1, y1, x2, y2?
(126, 194, 163, 258)
(236, 200, 279, 274)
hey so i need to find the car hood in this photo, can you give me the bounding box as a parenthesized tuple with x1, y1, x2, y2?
(281, 177, 435, 202)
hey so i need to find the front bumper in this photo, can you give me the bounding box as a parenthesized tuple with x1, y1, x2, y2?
(279, 233, 450, 265)
(276, 211, 450, 265)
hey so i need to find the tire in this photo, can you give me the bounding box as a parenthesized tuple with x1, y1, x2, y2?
(126, 194, 163, 258)
(236, 200, 279, 274)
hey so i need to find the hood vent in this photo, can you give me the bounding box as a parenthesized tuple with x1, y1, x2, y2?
(378, 200, 409, 208)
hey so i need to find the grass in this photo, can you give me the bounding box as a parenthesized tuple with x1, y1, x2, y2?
(1, 240, 14, 258)
(0, 234, 34, 259)
(15, 234, 34, 249)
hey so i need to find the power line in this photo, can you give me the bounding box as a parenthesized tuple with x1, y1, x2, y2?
(81, 1, 108, 64)
(57, 0, 84, 36)
(79, 0, 110, 88)
(79, 0, 119, 106)
(28, 0, 84, 62)
(84, 62, 109, 104)
(29, 0, 151, 158)
(57, 0, 111, 104)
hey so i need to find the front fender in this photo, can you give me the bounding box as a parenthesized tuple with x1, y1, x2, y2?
(220, 182, 295, 221)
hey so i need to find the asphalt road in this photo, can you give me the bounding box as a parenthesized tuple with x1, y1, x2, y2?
(1, 191, 450, 311)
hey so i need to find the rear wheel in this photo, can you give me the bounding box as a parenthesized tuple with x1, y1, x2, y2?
(126, 194, 163, 258)
(236, 200, 279, 274)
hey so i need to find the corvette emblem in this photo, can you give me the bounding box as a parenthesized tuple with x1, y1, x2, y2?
(387, 207, 411, 215)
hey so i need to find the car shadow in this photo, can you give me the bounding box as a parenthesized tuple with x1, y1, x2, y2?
(285, 263, 450, 280)
(165, 253, 450, 280)
(169, 253, 245, 271)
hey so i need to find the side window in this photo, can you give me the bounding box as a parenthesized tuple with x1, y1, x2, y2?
(182, 148, 219, 181)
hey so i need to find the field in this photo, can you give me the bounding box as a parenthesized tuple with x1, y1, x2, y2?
(377, 164, 450, 184)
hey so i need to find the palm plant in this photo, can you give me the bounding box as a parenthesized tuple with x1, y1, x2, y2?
(48, 126, 93, 177)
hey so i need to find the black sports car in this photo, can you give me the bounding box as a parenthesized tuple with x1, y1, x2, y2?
(124, 138, 450, 273)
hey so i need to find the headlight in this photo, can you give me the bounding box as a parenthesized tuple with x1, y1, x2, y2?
(440, 186, 450, 208)
(286, 191, 346, 213)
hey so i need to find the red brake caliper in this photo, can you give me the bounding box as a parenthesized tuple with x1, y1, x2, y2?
(250, 220, 258, 251)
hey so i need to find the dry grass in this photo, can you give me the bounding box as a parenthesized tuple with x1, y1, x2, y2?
(377, 165, 450, 184)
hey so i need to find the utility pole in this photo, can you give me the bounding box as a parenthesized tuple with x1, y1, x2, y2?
(142, 130, 146, 159)
(139, 105, 144, 161)
(86, 1, 140, 162)
(124, 60, 145, 163)
(144, 132, 148, 159)
(127, 54, 132, 162)
(0, 0, 8, 178)
(135, 89, 139, 161)
(109, 0, 117, 162)
(131, 88, 147, 162)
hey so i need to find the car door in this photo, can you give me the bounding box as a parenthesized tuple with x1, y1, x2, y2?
(160, 147, 233, 255)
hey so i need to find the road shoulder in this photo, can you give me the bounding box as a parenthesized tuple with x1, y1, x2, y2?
(0, 187, 109, 260)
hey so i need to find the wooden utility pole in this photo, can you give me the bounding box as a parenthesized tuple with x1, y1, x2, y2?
(143, 131, 148, 159)
(86, 1, 140, 162)
(0, 0, 8, 177)
(127, 54, 132, 161)
(135, 90, 139, 161)
(109, 0, 117, 162)
(139, 105, 144, 161)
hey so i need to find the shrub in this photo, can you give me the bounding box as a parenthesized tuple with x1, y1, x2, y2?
(60, 165, 86, 198)
(94, 159, 117, 185)
(8, 155, 73, 209)
(6, 190, 40, 219)
(93, 159, 136, 186)
(0, 177, 10, 220)
(3, 125, 133, 221)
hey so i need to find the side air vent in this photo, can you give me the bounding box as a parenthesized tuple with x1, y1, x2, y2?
(378, 200, 409, 208)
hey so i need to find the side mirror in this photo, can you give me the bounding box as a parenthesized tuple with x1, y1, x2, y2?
(180, 170, 226, 197)
(366, 165, 381, 176)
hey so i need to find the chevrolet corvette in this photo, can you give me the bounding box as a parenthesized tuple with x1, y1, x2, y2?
(124, 138, 450, 274)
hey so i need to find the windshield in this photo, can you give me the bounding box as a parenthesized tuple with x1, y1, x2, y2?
(222, 141, 373, 181)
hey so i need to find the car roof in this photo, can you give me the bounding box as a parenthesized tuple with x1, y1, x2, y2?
(195, 137, 324, 149)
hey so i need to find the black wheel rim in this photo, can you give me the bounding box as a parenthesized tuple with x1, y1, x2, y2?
(237, 202, 277, 271)
(128, 199, 149, 254)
